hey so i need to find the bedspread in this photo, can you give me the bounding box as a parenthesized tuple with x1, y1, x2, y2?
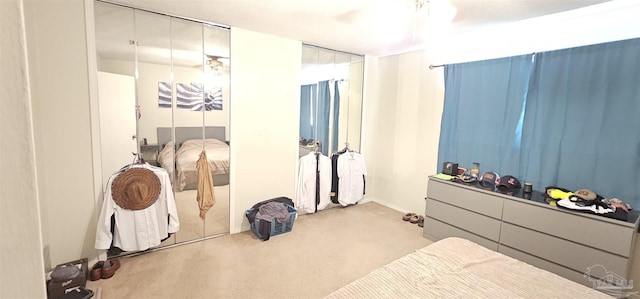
(326, 237, 614, 299)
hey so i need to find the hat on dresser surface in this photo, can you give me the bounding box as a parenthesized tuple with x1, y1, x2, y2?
(479, 171, 500, 188)
(573, 189, 597, 201)
(111, 168, 161, 210)
(457, 172, 477, 183)
(496, 175, 522, 192)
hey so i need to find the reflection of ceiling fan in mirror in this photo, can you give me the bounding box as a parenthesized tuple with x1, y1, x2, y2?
(196, 55, 229, 74)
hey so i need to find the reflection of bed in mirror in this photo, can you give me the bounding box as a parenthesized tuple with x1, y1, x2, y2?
(157, 126, 229, 191)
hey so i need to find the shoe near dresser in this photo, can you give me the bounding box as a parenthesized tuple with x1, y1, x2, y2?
(423, 176, 640, 289)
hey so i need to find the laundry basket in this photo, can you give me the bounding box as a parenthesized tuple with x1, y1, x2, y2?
(246, 204, 297, 240)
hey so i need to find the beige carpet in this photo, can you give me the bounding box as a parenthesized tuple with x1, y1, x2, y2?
(86, 202, 431, 298)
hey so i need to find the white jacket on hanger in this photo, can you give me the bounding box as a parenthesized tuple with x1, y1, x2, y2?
(296, 152, 332, 213)
(95, 163, 179, 252)
(337, 151, 367, 206)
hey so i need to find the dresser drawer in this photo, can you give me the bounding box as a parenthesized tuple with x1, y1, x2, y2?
(502, 200, 634, 257)
(500, 223, 629, 277)
(427, 179, 503, 219)
(498, 245, 594, 287)
(425, 198, 501, 241)
(423, 217, 498, 251)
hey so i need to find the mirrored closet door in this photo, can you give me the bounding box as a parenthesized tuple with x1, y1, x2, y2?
(300, 45, 364, 157)
(94, 1, 230, 254)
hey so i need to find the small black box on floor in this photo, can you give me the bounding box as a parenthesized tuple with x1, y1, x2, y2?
(47, 258, 88, 299)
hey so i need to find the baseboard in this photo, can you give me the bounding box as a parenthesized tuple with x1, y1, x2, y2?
(368, 198, 410, 214)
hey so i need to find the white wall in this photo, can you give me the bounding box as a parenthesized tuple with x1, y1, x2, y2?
(364, 0, 640, 216)
(24, 0, 98, 270)
(0, 0, 47, 297)
(229, 28, 301, 233)
(361, 51, 445, 215)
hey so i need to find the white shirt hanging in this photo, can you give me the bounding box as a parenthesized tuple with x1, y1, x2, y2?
(95, 163, 179, 252)
(337, 151, 367, 206)
(296, 152, 332, 213)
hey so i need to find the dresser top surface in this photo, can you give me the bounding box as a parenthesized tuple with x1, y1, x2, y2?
(428, 176, 640, 227)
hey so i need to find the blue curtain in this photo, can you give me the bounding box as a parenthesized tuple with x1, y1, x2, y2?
(331, 80, 341, 154)
(317, 80, 331, 155)
(439, 38, 640, 205)
(521, 39, 640, 204)
(299, 84, 317, 141)
(438, 54, 534, 176)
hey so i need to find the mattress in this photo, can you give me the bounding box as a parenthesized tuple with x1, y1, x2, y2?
(325, 237, 614, 299)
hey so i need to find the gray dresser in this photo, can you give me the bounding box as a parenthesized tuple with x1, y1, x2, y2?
(423, 177, 640, 287)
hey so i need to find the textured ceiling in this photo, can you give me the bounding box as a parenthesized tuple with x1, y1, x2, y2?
(100, 0, 611, 57)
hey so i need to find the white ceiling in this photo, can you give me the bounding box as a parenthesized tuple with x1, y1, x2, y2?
(107, 0, 611, 57)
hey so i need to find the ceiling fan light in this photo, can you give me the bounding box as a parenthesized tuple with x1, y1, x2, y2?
(412, 0, 425, 13)
(429, 0, 457, 22)
(206, 59, 222, 67)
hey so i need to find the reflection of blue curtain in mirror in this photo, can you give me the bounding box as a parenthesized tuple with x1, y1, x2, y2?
(317, 80, 331, 156)
(299, 84, 317, 141)
(331, 80, 341, 154)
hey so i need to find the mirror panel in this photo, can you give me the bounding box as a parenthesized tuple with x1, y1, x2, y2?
(94, 1, 231, 254)
(170, 18, 207, 243)
(345, 54, 364, 153)
(134, 9, 175, 246)
(300, 46, 319, 157)
(300, 45, 364, 157)
(203, 24, 231, 237)
(95, 2, 137, 191)
(332, 51, 351, 154)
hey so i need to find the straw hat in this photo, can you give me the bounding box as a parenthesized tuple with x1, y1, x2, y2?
(111, 168, 161, 210)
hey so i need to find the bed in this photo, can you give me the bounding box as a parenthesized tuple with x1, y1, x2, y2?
(326, 237, 616, 299)
(156, 126, 230, 191)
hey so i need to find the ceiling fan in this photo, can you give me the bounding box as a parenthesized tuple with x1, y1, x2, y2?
(337, 0, 456, 40)
(195, 54, 229, 73)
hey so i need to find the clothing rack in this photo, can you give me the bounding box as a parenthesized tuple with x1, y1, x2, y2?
(127, 152, 145, 170)
(343, 142, 349, 150)
(429, 64, 445, 70)
(109, 152, 146, 193)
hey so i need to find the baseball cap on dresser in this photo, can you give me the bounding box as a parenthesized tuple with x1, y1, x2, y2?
(497, 175, 522, 192)
(457, 172, 478, 183)
(573, 189, 597, 201)
(479, 172, 500, 188)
